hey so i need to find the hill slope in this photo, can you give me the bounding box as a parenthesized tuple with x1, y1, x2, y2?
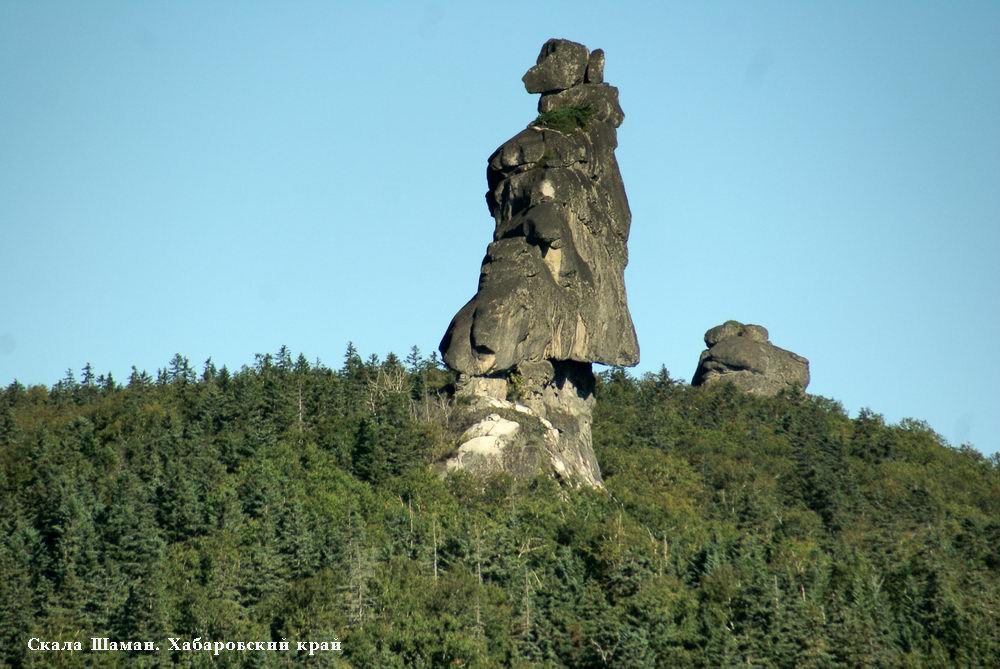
(1, 348, 997, 667)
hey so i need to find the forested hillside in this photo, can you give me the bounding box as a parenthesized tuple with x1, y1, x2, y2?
(1, 347, 997, 667)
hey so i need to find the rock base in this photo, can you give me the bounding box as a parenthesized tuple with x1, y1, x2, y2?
(440, 361, 602, 488)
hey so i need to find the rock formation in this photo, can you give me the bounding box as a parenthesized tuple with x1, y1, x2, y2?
(692, 321, 810, 396)
(438, 39, 638, 488)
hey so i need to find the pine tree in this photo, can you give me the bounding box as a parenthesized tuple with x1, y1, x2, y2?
(167, 353, 194, 384)
(81, 362, 95, 388)
(202, 357, 217, 382)
(276, 345, 293, 372)
(406, 345, 422, 372)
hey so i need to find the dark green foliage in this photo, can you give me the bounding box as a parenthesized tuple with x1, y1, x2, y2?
(533, 105, 595, 132)
(0, 353, 996, 667)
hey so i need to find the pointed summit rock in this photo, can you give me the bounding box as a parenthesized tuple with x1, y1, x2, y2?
(438, 39, 639, 488)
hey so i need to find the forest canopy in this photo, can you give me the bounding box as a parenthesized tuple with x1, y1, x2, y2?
(1, 346, 997, 667)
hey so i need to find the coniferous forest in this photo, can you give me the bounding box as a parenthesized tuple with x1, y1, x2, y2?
(1, 346, 997, 668)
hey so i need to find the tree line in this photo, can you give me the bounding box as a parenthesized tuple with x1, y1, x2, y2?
(0, 346, 997, 667)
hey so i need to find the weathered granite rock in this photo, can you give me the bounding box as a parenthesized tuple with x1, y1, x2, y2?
(439, 40, 639, 488)
(522, 39, 589, 93)
(441, 47, 638, 377)
(442, 389, 600, 488)
(692, 320, 810, 396)
(443, 407, 553, 481)
(538, 84, 624, 127)
(514, 361, 601, 487)
(585, 49, 605, 84)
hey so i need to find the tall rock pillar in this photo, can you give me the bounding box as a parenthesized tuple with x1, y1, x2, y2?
(438, 39, 639, 487)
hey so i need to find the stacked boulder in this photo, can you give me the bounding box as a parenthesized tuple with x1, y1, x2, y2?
(692, 320, 810, 396)
(438, 39, 639, 488)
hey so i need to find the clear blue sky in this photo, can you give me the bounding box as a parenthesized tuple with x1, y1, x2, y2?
(2, 2, 998, 454)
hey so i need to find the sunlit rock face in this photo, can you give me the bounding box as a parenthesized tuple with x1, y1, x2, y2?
(692, 320, 810, 396)
(438, 39, 640, 488)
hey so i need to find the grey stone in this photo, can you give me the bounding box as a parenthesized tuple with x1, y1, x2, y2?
(519, 361, 601, 487)
(438, 362, 602, 488)
(439, 40, 639, 488)
(514, 359, 555, 387)
(456, 374, 507, 401)
(705, 320, 768, 346)
(538, 84, 624, 128)
(522, 39, 589, 94)
(585, 49, 605, 84)
(692, 321, 810, 396)
(439, 393, 599, 487)
(443, 101, 637, 374)
(442, 410, 551, 481)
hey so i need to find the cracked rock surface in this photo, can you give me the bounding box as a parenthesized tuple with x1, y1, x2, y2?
(438, 39, 639, 488)
(692, 320, 810, 396)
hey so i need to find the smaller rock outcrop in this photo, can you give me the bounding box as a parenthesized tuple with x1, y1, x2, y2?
(692, 321, 809, 396)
